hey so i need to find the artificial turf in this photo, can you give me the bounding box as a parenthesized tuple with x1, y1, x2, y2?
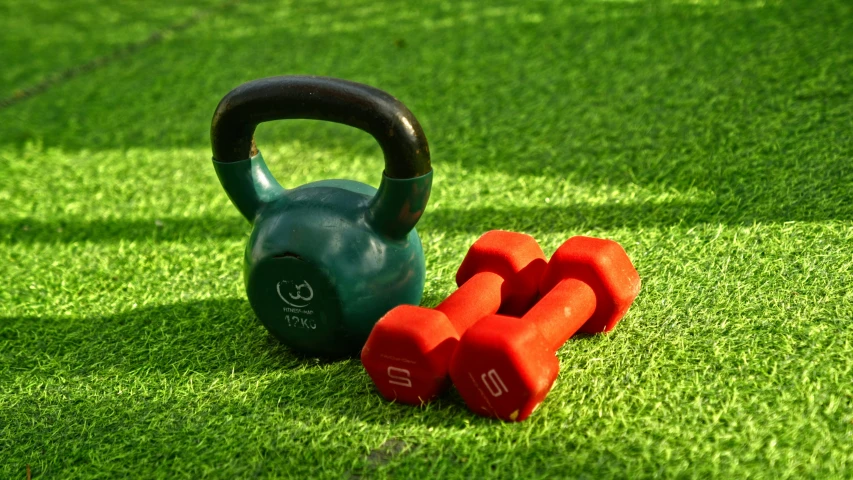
(1, 0, 852, 477)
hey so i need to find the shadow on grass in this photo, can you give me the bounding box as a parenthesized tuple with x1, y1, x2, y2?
(0, 297, 487, 424)
(0, 216, 249, 244)
(3, 194, 849, 245)
(1, 298, 275, 374)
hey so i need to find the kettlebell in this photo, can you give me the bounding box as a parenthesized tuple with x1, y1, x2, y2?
(210, 76, 433, 357)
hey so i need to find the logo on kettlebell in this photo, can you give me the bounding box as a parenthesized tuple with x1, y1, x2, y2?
(276, 280, 314, 308)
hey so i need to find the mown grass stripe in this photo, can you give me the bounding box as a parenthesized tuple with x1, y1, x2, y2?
(0, 0, 239, 110)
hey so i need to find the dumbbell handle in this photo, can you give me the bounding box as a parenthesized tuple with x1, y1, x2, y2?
(522, 278, 597, 352)
(435, 271, 504, 335)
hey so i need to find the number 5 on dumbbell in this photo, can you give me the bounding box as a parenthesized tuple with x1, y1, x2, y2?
(386, 367, 413, 387)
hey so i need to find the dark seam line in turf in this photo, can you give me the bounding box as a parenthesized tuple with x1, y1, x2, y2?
(0, 0, 241, 111)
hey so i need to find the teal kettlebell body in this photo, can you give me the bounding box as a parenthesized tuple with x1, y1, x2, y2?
(211, 76, 433, 357)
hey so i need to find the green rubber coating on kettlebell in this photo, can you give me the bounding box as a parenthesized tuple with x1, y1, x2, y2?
(213, 153, 284, 224)
(368, 171, 432, 240)
(213, 152, 432, 357)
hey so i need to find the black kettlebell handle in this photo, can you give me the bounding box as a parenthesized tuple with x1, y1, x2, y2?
(210, 76, 432, 178)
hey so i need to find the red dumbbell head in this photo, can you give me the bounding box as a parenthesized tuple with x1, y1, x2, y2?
(455, 230, 547, 316)
(539, 236, 640, 334)
(361, 305, 459, 404)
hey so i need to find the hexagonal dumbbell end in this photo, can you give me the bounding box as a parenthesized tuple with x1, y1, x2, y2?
(455, 230, 549, 316)
(361, 231, 546, 405)
(539, 236, 641, 335)
(361, 305, 459, 403)
(450, 236, 640, 421)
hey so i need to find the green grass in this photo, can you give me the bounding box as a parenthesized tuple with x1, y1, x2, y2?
(1, 0, 852, 477)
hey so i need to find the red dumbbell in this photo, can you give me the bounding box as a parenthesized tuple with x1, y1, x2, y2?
(361, 231, 547, 405)
(449, 236, 641, 421)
